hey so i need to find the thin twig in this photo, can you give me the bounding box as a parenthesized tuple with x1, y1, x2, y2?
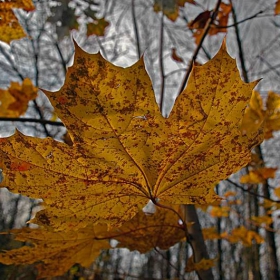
(132, 0, 141, 59)
(226, 179, 280, 203)
(213, 10, 263, 29)
(0, 117, 64, 127)
(229, 0, 248, 82)
(159, 9, 165, 115)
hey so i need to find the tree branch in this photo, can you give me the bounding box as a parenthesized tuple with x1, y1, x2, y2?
(0, 117, 64, 127)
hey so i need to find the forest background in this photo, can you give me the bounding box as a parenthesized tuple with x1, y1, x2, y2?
(0, 0, 280, 279)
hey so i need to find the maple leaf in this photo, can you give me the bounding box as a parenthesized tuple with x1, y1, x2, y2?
(209, 206, 230, 218)
(112, 205, 185, 253)
(274, 187, 280, 198)
(251, 215, 273, 226)
(221, 226, 264, 246)
(0, 0, 35, 43)
(202, 227, 220, 240)
(0, 225, 110, 278)
(241, 90, 280, 139)
(0, 207, 184, 278)
(189, 3, 232, 45)
(186, 256, 216, 272)
(0, 41, 262, 231)
(240, 167, 277, 184)
(0, 78, 38, 117)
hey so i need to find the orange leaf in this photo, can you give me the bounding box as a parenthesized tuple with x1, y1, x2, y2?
(0, 78, 38, 117)
(202, 227, 220, 240)
(190, 3, 232, 45)
(251, 215, 273, 226)
(240, 167, 277, 184)
(209, 206, 230, 217)
(171, 48, 184, 62)
(186, 256, 216, 272)
(274, 187, 280, 198)
(222, 226, 264, 246)
(275, 0, 280, 14)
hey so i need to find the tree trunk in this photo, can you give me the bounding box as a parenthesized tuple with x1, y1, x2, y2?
(184, 204, 214, 280)
(255, 146, 280, 280)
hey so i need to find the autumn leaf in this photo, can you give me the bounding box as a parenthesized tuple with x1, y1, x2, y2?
(275, 0, 280, 14)
(0, 0, 35, 43)
(189, 3, 232, 45)
(209, 206, 230, 218)
(274, 187, 280, 198)
(240, 167, 277, 184)
(202, 227, 220, 240)
(221, 226, 264, 246)
(154, 0, 196, 21)
(0, 207, 184, 278)
(112, 205, 185, 253)
(186, 256, 216, 272)
(0, 78, 38, 117)
(251, 215, 273, 226)
(87, 18, 109, 37)
(171, 48, 184, 62)
(0, 225, 110, 278)
(0, 41, 262, 231)
(223, 191, 236, 198)
(241, 90, 280, 139)
(265, 91, 280, 138)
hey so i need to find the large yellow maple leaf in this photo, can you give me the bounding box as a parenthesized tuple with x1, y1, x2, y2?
(0, 0, 35, 43)
(0, 42, 262, 231)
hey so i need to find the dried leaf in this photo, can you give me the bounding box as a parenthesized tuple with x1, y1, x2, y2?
(202, 227, 220, 240)
(275, 0, 280, 15)
(241, 90, 280, 139)
(171, 48, 184, 62)
(0, 0, 35, 43)
(0, 78, 38, 117)
(189, 3, 232, 45)
(0, 41, 262, 231)
(209, 206, 230, 218)
(223, 191, 236, 198)
(221, 226, 264, 246)
(240, 167, 277, 184)
(186, 256, 216, 272)
(0, 225, 110, 278)
(251, 215, 273, 226)
(274, 187, 280, 198)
